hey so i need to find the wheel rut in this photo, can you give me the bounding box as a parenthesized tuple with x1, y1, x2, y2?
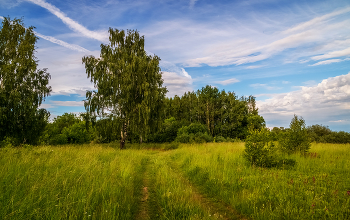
(167, 161, 249, 220)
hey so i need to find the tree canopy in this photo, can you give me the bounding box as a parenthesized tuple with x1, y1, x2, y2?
(0, 17, 51, 146)
(82, 28, 167, 149)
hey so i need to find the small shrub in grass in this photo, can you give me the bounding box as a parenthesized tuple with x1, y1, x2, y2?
(243, 128, 297, 168)
(175, 133, 190, 143)
(214, 136, 226, 142)
(243, 128, 278, 168)
(0, 136, 17, 148)
(279, 114, 311, 155)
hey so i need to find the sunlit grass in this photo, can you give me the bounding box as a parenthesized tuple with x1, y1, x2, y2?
(173, 142, 350, 219)
(0, 145, 146, 219)
(0, 143, 349, 219)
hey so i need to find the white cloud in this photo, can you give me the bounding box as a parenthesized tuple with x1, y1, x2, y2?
(35, 46, 96, 95)
(162, 71, 193, 97)
(35, 32, 90, 52)
(216, 78, 240, 85)
(329, 120, 346, 123)
(250, 83, 281, 90)
(282, 7, 350, 35)
(246, 65, 265, 69)
(312, 47, 350, 61)
(143, 7, 350, 69)
(310, 59, 342, 66)
(51, 101, 84, 107)
(26, 0, 108, 42)
(257, 73, 350, 127)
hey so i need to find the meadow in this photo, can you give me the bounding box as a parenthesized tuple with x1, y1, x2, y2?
(0, 143, 349, 219)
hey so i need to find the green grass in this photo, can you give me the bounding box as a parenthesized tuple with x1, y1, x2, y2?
(0, 143, 349, 219)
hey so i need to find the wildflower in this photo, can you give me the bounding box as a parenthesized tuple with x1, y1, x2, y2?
(347, 191, 350, 196)
(312, 176, 315, 183)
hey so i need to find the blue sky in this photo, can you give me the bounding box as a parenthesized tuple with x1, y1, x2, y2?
(1, 0, 350, 131)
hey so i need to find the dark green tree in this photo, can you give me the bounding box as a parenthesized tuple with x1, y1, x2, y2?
(82, 28, 167, 149)
(0, 17, 51, 145)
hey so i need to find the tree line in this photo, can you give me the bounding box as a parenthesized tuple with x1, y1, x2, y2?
(1, 17, 349, 148)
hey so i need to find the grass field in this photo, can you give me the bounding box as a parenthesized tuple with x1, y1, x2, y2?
(0, 143, 349, 219)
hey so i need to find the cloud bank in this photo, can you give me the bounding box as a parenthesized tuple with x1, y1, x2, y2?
(257, 72, 350, 128)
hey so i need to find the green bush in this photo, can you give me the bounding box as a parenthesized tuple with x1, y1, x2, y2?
(0, 136, 18, 148)
(214, 136, 226, 142)
(175, 133, 191, 143)
(177, 123, 209, 135)
(175, 123, 213, 143)
(243, 128, 277, 168)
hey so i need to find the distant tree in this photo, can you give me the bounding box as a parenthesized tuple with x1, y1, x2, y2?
(82, 29, 167, 149)
(279, 115, 311, 154)
(41, 113, 94, 145)
(306, 124, 332, 142)
(0, 17, 51, 145)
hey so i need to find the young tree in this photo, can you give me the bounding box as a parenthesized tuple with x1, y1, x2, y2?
(82, 29, 167, 149)
(0, 17, 51, 145)
(279, 115, 311, 154)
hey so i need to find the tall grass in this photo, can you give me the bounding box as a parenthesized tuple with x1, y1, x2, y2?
(146, 151, 216, 219)
(0, 145, 146, 219)
(1, 143, 349, 219)
(172, 142, 350, 219)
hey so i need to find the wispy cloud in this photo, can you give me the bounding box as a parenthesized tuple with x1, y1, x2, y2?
(51, 101, 84, 107)
(35, 32, 90, 52)
(311, 47, 350, 60)
(250, 83, 281, 90)
(189, 0, 198, 8)
(1, 15, 88, 53)
(329, 120, 346, 123)
(26, 0, 108, 42)
(216, 78, 240, 85)
(246, 65, 265, 69)
(310, 59, 343, 66)
(145, 7, 350, 69)
(282, 7, 350, 35)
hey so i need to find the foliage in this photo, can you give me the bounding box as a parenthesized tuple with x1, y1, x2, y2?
(307, 124, 350, 144)
(214, 136, 226, 143)
(279, 115, 311, 154)
(40, 113, 93, 145)
(175, 123, 213, 143)
(147, 117, 189, 143)
(162, 87, 264, 140)
(0, 17, 51, 145)
(243, 128, 277, 168)
(83, 29, 167, 148)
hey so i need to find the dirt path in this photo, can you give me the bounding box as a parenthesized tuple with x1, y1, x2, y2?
(167, 161, 249, 220)
(136, 159, 151, 220)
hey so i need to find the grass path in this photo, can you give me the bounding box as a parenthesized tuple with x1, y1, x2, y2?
(136, 157, 151, 220)
(167, 158, 248, 220)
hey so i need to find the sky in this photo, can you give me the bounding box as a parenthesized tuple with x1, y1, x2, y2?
(1, 0, 350, 131)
